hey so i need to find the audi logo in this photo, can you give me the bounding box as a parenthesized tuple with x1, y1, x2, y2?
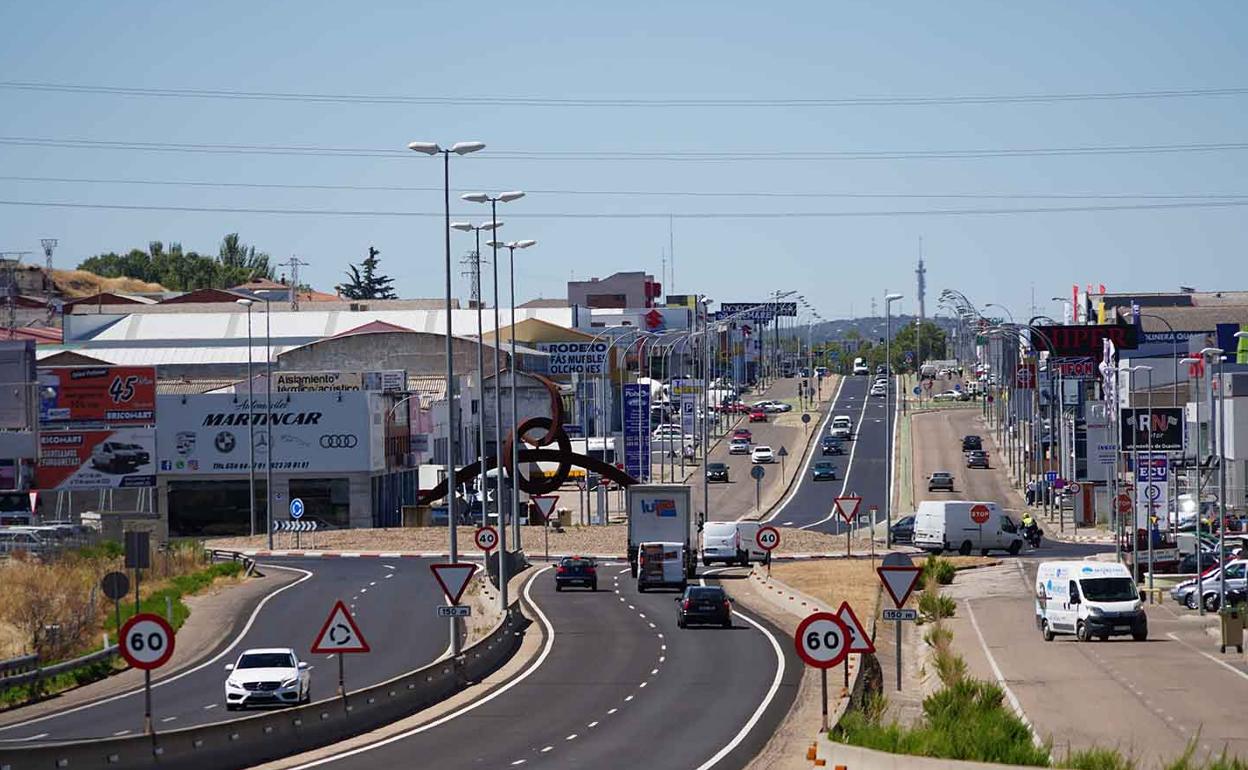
(319, 434, 359, 449)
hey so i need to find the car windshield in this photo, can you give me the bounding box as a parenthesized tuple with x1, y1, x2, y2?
(932, 473, 951, 479)
(815, 462, 833, 470)
(708, 463, 727, 471)
(1079, 577, 1138, 602)
(561, 558, 594, 568)
(754, 446, 771, 453)
(238, 652, 294, 669)
(686, 587, 726, 600)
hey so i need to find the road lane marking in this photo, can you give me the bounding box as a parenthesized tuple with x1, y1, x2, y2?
(384, 574, 394, 579)
(112, 730, 130, 736)
(283, 566, 557, 768)
(511, 761, 526, 766)
(0, 561, 315, 733)
(639, 682, 647, 688)
(624, 695, 634, 702)
(800, 379, 871, 530)
(760, 375, 845, 523)
(587, 721, 598, 728)
(966, 599, 1043, 749)
(607, 708, 618, 715)
(1166, 632, 1248, 682)
(566, 734, 577, 740)
(382, 564, 396, 570)
(369, 581, 377, 586)
(651, 668, 659, 675)
(0, 732, 48, 742)
(203, 704, 218, 710)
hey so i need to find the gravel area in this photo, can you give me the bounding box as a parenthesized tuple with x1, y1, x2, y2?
(207, 523, 853, 557)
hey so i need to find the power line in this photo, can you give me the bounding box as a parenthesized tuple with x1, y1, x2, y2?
(3, 197, 1248, 218)
(5, 135, 1248, 162)
(3, 79, 1247, 107)
(4, 174, 1248, 200)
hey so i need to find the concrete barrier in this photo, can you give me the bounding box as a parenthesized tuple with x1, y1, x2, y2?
(0, 603, 528, 770)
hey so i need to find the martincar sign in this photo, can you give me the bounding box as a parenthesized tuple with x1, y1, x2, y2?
(537, 342, 609, 375)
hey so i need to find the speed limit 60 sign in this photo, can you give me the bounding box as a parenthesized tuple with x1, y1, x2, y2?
(119, 613, 175, 670)
(794, 611, 850, 669)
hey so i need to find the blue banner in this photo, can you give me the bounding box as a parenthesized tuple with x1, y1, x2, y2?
(623, 383, 650, 480)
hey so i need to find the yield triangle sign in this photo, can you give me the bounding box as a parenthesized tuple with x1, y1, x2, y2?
(834, 495, 862, 524)
(531, 495, 559, 520)
(835, 601, 875, 654)
(877, 566, 922, 609)
(431, 562, 479, 605)
(311, 600, 370, 654)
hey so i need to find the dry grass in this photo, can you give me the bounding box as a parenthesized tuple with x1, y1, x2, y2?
(769, 559, 885, 620)
(50, 268, 166, 298)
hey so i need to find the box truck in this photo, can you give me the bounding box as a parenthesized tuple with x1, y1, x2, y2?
(912, 500, 1024, 556)
(627, 484, 698, 579)
(699, 520, 766, 566)
(1035, 561, 1146, 642)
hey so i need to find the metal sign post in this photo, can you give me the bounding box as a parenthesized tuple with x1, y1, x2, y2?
(119, 613, 175, 734)
(878, 552, 921, 692)
(835, 495, 862, 558)
(751, 465, 765, 511)
(794, 611, 850, 732)
(100, 571, 129, 637)
(756, 525, 779, 578)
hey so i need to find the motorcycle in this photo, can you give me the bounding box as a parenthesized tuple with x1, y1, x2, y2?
(1022, 522, 1043, 549)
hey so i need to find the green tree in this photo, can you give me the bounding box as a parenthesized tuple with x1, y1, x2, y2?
(337, 246, 396, 299)
(77, 234, 273, 292)
(889, 321, 948, 371)
(216, 233, 273, 285)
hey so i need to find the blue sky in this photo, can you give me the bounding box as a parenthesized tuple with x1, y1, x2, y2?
(1, 1, 1246, 322)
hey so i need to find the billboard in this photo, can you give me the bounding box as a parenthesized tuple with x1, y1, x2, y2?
(273, 371, 363, 392)
(36, 427, 156, 489)
(156, 392, 381, 475)
(1047, 357, 1098, 380)
(623, 383, 651, 480)
(38, 366, 157, 425)
(1119, 407, 1184, 453)
(536, 341, 609, 375)
(1032, 324, 1138, 356)
(720, 301, 798, 318)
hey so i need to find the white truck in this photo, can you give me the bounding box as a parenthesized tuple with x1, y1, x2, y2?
(912, 499, 1024, 556)
(1035, 561, 1147, 642)
(627, 484, 698, 580)
(699, 520, 766, 566)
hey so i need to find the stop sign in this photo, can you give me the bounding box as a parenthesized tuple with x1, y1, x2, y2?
(970, 504, 991, 525)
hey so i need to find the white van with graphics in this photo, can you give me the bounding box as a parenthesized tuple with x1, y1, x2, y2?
(1035, 561, 1146, 642)
(912, 500, 1024, 556)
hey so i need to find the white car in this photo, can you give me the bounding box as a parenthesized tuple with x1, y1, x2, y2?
(224, 647, 311, 710)
(870, 384, 886, 397)
(728, 438, 751, 455)
(751, 400, 792, 413)
(750, 445, 775, 464)
(932, 390, 961, 402)
(830, 415, 853, 439)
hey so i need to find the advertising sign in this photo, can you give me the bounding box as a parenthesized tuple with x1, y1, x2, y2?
(1119, 407, 1184, 453)
(273, 371, 363, 392)
(1134, 453, 1169, 483)
(155, 392, 379, 474)
(362, 370, 406, 393)
(1032, 324, 1138, 355)
(720, 301, 798, 317)
(536, 342, 609, 375)
(622, 383, 650, 480)
(1135, 480, 1168, 528)
(671, 378, 702, 436)
(1048, 357, 1098, 380)
(36, 427, 156, 489)
(38, 366, 156, 425)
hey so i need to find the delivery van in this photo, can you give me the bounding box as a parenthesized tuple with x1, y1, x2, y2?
(699, 521, 766, 566)
(637, 542, 688, 592)
(1035, 561, 1146, 642)
(912, 500, 1024, 556)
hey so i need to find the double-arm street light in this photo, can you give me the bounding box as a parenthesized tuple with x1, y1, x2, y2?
(236, 298, 257, 537)
(884, 293, 904, 544)
(409, 139, 484, 655)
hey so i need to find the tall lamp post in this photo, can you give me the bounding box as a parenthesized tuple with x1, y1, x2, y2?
(236, 299, 257, 537)
(884, 293, 904, 544)
(489, 239, 536, 551)
(262, 297, 273, 549)
(409, 139, 485, 655)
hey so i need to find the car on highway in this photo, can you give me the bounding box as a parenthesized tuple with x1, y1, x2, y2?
(1171, 560, 1248, 611)
(728, 438, 751, 455)
(962, 435, 983, 452)
(224, 648, 311, 710)
(890, 515, 915, 544)
(811, 461, 837, 481)
(820, 436, 845, 456)
(751, 445, 774, 464)
(870, 383, 886, 398)
(965, 451, 990, 469)
(732, 427, 753, 442)
(675, 585, 733, 628)
(706, 462, 730, 483)
(749, 408, 768, 423)
(1036, 561, 1146, 642)
(931, 390, 961, 402)
(830, 415, 853, 439)
(555, 556, 598, 591)
(927, 471, 955, 492)
(752, 399, 793, 413)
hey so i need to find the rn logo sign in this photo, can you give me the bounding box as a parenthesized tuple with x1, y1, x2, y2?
(1119, 407, 1184, 453)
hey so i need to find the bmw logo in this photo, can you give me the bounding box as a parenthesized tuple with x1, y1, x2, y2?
(214, 431, 236, 453)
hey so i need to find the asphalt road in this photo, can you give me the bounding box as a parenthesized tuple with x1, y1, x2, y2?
(290, 564, 801, 770)
(0, 557, 447, 744)
(763, 374, 893, 535)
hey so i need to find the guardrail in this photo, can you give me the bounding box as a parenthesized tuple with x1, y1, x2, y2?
(0, 644, 118, 691)
(205, 548, 257, 576)
(0, 653, 38, 681)
(0, 601, 529, 770)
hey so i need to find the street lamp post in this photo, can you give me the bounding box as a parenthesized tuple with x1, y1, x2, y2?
(263, 297, 273, 550)
(884, 293, 904, 545)
(409, 139, 485, 655)
(236, 299, 257, 537)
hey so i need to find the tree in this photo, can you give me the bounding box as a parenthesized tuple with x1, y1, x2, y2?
(217, 233, 273, 285)
(77, 234, 274, 292)
(889, 321, 948, 371)
(337, 246, 397, 299)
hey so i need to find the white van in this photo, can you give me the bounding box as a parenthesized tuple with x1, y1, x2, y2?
(1035, 561, 1146, 642)
(637, 542, 688, 592)
(852, 357, 869, 376)
(912, 500, 1024, 556)
(700, 521, 766, 566)
(830, 415, 853, 439)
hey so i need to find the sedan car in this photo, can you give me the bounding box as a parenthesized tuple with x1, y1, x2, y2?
(224, 648, 311, 710)
(811, 461, 837, 481)
(890, 515, 916, 544)
(749, 408, 768, 423)
(932, 390, 961, 402)
(676, 585, 733, 628)
(965, 451, 990, 469)
(751, 445, 775, 464)
(820, 436, 845, 456)
(707, 462, 730, 482)
(728, 438, 751, 455)
(962, 435, 983, 452)
(555, 556, 598, 591)
(928, 472, 955, 492)
(870, 384, 886, 398)
(732, 427, 753, 442)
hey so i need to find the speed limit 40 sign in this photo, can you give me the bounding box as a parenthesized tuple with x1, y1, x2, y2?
(794, 611, 850, 669)
(474, 525, 499, 552)
(119, 613, 175, 670)
(756, 525, 780, 552)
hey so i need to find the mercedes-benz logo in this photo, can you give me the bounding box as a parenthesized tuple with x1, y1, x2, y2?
(319, 434, 359, 449)
(214, 431, 236, 453)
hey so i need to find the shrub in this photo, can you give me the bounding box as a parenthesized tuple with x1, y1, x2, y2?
(1063, 747, 1136, 770)
(920, 555, 957, 588)
(919, 591, 957, 621)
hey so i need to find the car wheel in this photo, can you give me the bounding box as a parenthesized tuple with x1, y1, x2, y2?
(981, 549, 990, 557)
(638, 584, 646, 593)
(1076, 621, 1091, 642)
(1185, 592, 1199, 610)
(1008, 541, 1022, 556)
(1204, 593, 1221, 613)
(1041, 620, 1054, 642)
(555, 584, 563, 592)
(1133, 627, 1148, 642)
(702, 557, 712, 567)
(590, 581, 598, 592)
(958, 541, 973, 556)
(722, 618, 732, 629)
(677, 617, 686, 628)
